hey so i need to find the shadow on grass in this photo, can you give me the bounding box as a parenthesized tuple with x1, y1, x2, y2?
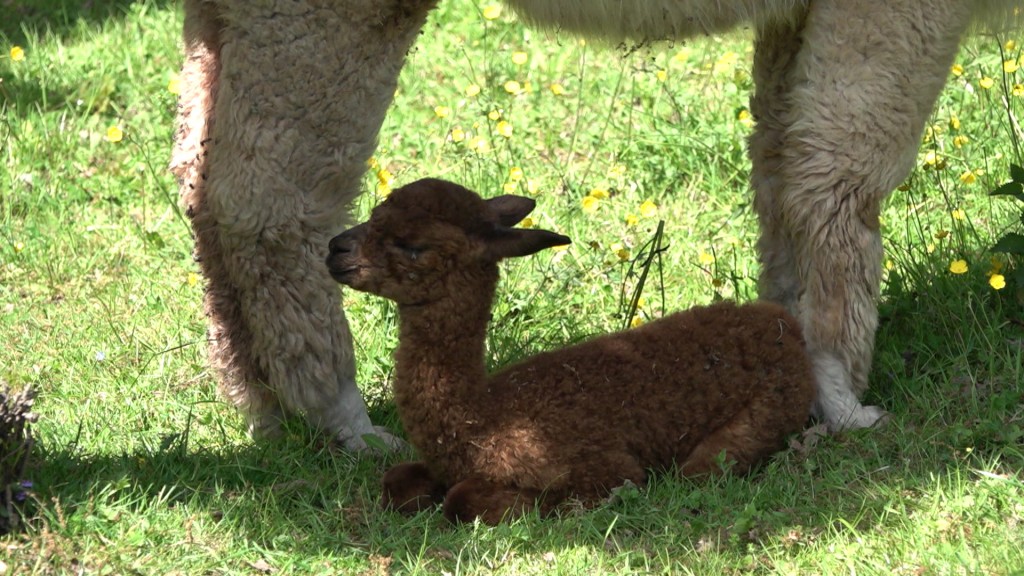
(0, 0, 175, 42)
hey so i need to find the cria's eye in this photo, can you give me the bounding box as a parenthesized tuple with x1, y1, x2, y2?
(391, 240, 425, 261)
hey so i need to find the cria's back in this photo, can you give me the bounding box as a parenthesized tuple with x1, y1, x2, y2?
(474, 300, 815, 494)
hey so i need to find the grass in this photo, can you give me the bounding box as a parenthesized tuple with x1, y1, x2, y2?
(2, 0, 1024, 573)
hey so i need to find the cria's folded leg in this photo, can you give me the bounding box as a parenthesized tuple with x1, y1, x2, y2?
(381, 461, 448, 514)
(442, 478, 548, 525)
(679, 403, 803, 477)
(751, 0, 971, 431)
(171, 0, 435, 450)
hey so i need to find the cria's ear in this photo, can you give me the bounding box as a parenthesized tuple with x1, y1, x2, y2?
(484, 228, 571, 261)
(486, 195, 536, 227)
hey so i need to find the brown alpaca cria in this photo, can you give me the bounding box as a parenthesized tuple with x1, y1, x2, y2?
(326, 178, 816, 524)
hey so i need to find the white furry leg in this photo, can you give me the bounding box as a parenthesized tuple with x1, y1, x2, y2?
(173, 0, 435, 450)
(753, 0, 972, 431)
(810, 351, 889, 431)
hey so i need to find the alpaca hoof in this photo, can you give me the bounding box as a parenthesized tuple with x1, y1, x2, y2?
(829, 404, 890, 432)
(337, 426, 407, 453)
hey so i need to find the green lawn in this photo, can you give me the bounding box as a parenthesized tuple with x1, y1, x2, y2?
(2, 1, 1023, 574)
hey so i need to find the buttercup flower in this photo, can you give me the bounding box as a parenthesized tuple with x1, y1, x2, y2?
(434, 105, 451, 118)
(589, 188, 609, 200)
(106, 125, 124, 143)
(581, 196, 600, 214)
(698, 251, 715, 265)
(979, 76, 995, 89)
(951, 208, 966, 221)
(9, 45, 24, 61)
(519, 216, 534, 229)
(511, 51, 528, 65)
(450, 127, 466, 143)
(187, 272, 199, 287)
(508, 166, 524, 182)
(639, 200, 658, 218)
(1004, 59, 1019, 74)
(989, 274, 1006, 290)
(549, 83, 566, 96)
(482, 4, 502, 19)
(167, 74, 181, 94)
(465, 84, 481, 97)
(503, 80, 522, 94)
(949, 259, 968, 274)
(625, 213, 639, 227)
(495, 120, 513, 138)
(950, 63, 964, 76)
(959, 170, 977, 185)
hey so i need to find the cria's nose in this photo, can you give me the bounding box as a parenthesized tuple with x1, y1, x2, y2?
(328, 223, 367, 255)
(328, 233, 352, 255)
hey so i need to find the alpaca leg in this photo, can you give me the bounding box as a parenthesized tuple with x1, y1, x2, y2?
(763, 0, 971, 430)
(442, 477, 548, 525)
(381, 461, 448, 514)
(749, 10, 807, 312)
(171, 0, 436, 449)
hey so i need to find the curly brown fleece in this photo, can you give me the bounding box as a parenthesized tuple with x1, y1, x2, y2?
(326, 178, 816, 524)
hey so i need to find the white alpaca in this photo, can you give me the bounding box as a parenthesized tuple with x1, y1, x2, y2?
(172, 0, 1021, 448)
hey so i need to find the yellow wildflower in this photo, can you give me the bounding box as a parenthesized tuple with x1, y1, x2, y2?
(630, 315, 644, 328)
(625, 213, 639, 227)
(698, 251, 715, 265)
(503, 80, 522, 94)
(187, 272, 199, 287)
(989, 273, 1006, 290)
(106, 125, 124, 143)
(495, 120, 513, 138)
(980, 76, 995, 89)
(526, 179, 539, 195)
(581, 196, 600, 214)
(511, 51, 528, 65)
(951, 208, 966, 221)
(1005, 59, 1019, 74)
(13, 241, 24, 254)
(482, 4, 502, 19)
(549, 83, 566, 96)
(450, 127, 466, 143)
(465, 84, 481, 97)
(655, 69, 667, 82)
(737, 108, 754, 128)
(588, 188, 609, 199)
(949, 115, 960, 131)
(1013, 84, 1024, 97)
(519, 216, 534, 229)
(959, 170, 977, 185)
(1005, 40, 1018, 51)
(949, 259, 968, 274)
(639, 200, 658, 218)
(672, 48, 691, 65)
(953, 135, 969, 148)
(934, 229, 949, 240)
(467, 135, 489, 153)
(950, 63, 964, 76)
(508, 166, 524, 182)
(167, 74, 181, 95)
(487, 109, 501, 121)
(434, 105, 451, 118)
(9, 46, 24, 61)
